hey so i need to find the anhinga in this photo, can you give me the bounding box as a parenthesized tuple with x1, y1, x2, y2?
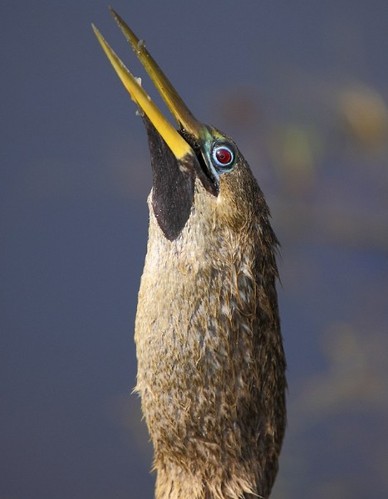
(93, 8, 286, 499)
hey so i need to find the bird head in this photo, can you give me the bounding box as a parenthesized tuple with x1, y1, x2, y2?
(93, 8, 272, 245)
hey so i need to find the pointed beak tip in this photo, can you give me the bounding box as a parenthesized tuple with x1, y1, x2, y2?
(93, 10, 198, 161)
(91, 23, 101, 38)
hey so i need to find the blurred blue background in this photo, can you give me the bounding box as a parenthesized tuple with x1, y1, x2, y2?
(2, 1, 388, 497)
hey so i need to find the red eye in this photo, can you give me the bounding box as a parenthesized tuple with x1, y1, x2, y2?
(212, 144, 235, 171)
(215, 147, 232, 164)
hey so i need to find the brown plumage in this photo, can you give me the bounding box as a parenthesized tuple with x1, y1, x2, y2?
(93, 9, 286, 499)
(136, 124, 286, 499)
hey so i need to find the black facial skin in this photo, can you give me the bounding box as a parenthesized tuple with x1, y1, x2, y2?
(143, 117, 195, 241)
(143, 117, 219, 241)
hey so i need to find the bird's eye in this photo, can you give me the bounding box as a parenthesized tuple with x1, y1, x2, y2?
(211, 144, 236, 172)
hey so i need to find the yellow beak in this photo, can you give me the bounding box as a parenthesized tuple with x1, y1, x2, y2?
(92, 8, 202, 161)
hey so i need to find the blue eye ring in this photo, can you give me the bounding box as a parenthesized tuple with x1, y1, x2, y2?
(211, 143, 236, 172)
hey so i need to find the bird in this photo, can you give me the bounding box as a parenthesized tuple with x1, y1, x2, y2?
(93, 8, 286, 499)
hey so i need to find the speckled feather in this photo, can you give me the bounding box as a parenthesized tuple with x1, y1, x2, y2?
(134, 144, 286, 499)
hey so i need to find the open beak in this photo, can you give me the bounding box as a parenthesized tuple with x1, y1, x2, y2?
(92, 8, 203, 162)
